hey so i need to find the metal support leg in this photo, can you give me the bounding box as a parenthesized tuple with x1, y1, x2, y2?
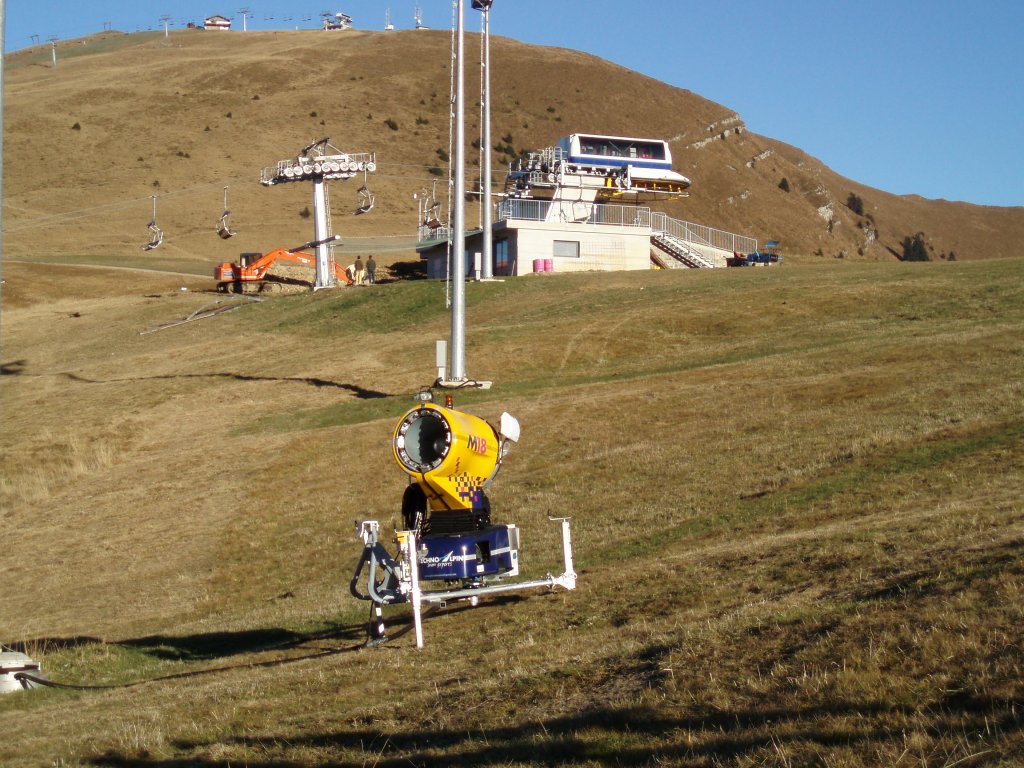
(402, 530, 425, 649)
(368, 604, 387, 646)
(558, 517, 577, 590)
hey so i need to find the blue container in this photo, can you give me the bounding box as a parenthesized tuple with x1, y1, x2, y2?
(418, 525, 519, 581)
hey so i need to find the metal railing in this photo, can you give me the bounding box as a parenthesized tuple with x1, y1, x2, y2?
(495, 199, 652, 228)
(419, 198, 757, 256)
(650, 212, 757, 254)
(417, 224, 452, 244)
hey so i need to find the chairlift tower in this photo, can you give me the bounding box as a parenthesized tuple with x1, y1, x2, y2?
(414, 5, 428, 30)
(260, 138, 377, 289)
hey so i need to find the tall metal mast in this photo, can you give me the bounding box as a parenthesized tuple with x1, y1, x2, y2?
(0, 0, 6, 335)
(473, 0, 494, 280)
(449, 0, 467, 382)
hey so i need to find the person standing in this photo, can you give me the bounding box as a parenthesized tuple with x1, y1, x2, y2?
(354, 256, 365, 286)
(366, 256, 377, 284)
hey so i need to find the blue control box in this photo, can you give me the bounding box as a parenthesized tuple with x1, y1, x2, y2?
(418, 524, 519, 581)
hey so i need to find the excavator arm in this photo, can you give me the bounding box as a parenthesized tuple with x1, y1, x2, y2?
(215, 236, 353, 290)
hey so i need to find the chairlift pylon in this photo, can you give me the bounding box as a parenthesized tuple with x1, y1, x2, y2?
(142, 194, 163, 251)
(216, 185, 237, 239)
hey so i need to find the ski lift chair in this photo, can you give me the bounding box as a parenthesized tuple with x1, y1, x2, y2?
(355, 183, 375, 215)
(143, 222, 164, 251)
(424, 201, 442, 229)
(142, 195, 163, 251)
(216, 186, 237, 238)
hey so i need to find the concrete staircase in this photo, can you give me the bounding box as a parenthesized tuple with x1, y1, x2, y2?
(651, 232, 718, 269)
(649, 212, 756, 269)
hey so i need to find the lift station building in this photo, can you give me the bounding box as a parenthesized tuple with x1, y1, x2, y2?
(416, 133, 758, 279)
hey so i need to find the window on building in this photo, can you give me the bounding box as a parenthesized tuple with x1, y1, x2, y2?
(495, 239, 509, 274)
(553, 240, 580, 259)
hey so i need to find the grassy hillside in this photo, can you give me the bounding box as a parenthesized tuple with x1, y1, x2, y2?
(3, 28, 1023, 272)
(1, 256, 1022, 765)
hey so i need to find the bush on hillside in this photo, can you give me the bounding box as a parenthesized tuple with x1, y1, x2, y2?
(901, 232, 930, 261)
(778, 177, 790, 192)
(847, 193, 865, 216)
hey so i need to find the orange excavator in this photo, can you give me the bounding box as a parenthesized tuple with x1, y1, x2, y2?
(214, 236, 353, 293)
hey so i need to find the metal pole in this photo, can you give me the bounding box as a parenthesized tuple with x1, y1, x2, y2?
(312, 178, 331, 288)
(450, 0, 467, 381)
(480, 5, 493, 279)
(560, 518, 577, 589)
(405, 530, 424, 649)
(0, 0, 6, 333)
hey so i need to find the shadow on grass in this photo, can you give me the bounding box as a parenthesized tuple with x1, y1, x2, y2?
(61, 371, 391, 399)
(119, 622, 367, 662)
(16, 619, 379, 693)
(86, 694, 1023, 767)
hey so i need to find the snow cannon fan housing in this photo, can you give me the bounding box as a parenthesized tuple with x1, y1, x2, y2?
(393, 401, 519, 514)
(393, 400, 521, 582)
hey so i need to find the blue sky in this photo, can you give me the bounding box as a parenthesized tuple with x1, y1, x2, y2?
(5, 0, 1022, 207)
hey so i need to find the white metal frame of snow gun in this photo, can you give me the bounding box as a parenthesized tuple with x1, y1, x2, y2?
(351, 517, 576, 649)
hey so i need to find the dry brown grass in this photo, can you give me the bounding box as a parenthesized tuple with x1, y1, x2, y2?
(2, 26, 1023, 768)
(1, 254, 1022, 766)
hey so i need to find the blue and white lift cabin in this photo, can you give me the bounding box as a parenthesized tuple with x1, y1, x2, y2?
(509, 133, 692, 203)
(417, 132, 758, 276)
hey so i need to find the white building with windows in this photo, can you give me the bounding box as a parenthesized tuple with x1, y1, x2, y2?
(203, 15, 232, 31)
(416, 134, 757, 278)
